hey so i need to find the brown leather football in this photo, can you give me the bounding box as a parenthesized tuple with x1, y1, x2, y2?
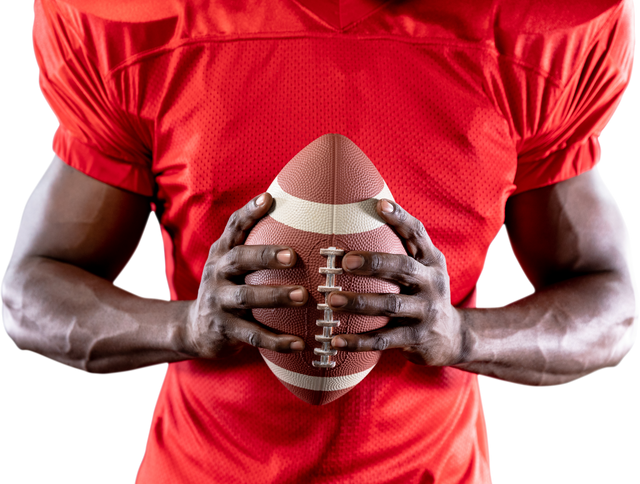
(245, 134, 406, 405)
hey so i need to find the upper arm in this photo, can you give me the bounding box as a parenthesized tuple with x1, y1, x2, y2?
(9, 156, 151, 282)
(504, 168, 630, 290)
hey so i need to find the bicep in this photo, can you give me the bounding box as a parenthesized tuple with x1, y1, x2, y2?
(505, 168, 629, 290)
(11, 156, 151, 282)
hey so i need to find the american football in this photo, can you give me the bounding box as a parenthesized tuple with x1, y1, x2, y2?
(245, 134, 406, 405)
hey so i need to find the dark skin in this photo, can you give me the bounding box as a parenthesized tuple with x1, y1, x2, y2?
(2, 157, 635, 383)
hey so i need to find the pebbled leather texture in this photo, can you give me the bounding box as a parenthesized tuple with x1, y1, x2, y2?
(245, 134, 406, 405)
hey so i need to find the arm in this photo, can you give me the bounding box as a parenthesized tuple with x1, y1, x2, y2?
(457, 168, 635, 384)
(328, 169, 636, 385)
(2, 157, 307, 373)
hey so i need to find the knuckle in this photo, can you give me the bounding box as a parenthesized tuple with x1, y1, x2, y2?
(204, 290, 219, 308)
(352, 294, 367, 312)
(201, 263, 217, 283)
(383, 294, 403, 316)
(239, 204, 258, 230)
(259, 246, 271, 267)
(197, 317, 228, 352)
(396, 206, 409, 223)
(370, 253, 383, 272)
(371, 334, 390, 351)
(407, 325, 424, 346)
(402, 256, 420, 276)
(211, 321, 228, 341)
(227, 211, 241, 229)
(434, 272, 449, 297)
(234, 286, 251, 308)
(247, 331, 262, 348)
(411, 220, 427, 239)
(250, 331, 286, 352)
(222, 217, 237, 237)
(208, 241, 219, 258)
(226, 246, 241, 268)
(419, 250, 445, 268)
(240, 201, 251, 216)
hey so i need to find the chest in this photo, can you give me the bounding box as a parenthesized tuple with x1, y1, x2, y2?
(133, 37, 518, 299)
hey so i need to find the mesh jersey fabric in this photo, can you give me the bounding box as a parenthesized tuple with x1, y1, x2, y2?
(33, 0, 634, 482)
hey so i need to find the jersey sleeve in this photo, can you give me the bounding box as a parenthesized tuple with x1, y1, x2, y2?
(512, 0, 634, 194)
(33, 0, 154, 196)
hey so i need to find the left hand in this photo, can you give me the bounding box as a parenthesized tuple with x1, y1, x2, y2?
(329, 199, 466, 366)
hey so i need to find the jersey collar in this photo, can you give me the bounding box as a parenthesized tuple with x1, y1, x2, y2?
(293, 0, 392, 30)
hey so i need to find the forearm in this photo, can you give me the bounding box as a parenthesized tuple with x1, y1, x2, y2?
(2, 255, 192, 373)
(456, 270, 636, 385)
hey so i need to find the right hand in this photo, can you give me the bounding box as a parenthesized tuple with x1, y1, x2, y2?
(182, 192, 308, 359)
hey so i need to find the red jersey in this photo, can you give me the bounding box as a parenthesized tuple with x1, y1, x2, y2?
(33, 0, 633, 482)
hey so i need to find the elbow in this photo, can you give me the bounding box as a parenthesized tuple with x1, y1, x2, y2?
(609, 313, 637, 368)
(1, 301, 19, 348)
(3, 263, 49, 356)
(2, 266, 27, 349)
(2, 261, 97, 373)
(599, 271, 637, 368)
(619, 276, 637, 359)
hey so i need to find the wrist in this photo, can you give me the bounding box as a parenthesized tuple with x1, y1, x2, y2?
(168, 299, 197, 357)
(452, 307, 474, 365)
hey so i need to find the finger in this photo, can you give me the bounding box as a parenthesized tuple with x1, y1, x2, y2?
(377, 199, 446, 268)
(212, 192, 273, 255)
(217, 245, 297, 278)
(328, 291, 423, 319)
(218, 284, 308, 310)
(341, 251, 428, 287)
(330, 325, 422, 352)
(226, 315, 305, 352)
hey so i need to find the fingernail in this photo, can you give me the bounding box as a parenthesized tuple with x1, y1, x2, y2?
(330, 293, 348, 308)
(289, 288, 304, 302)
(255, 194, 266, 206)
(381, 199, 394, 213)
(290, 340, 304, 351)
(276, 250, 291, 264)
(332, 337, 347, 348)
(343, 255, 364, 271)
